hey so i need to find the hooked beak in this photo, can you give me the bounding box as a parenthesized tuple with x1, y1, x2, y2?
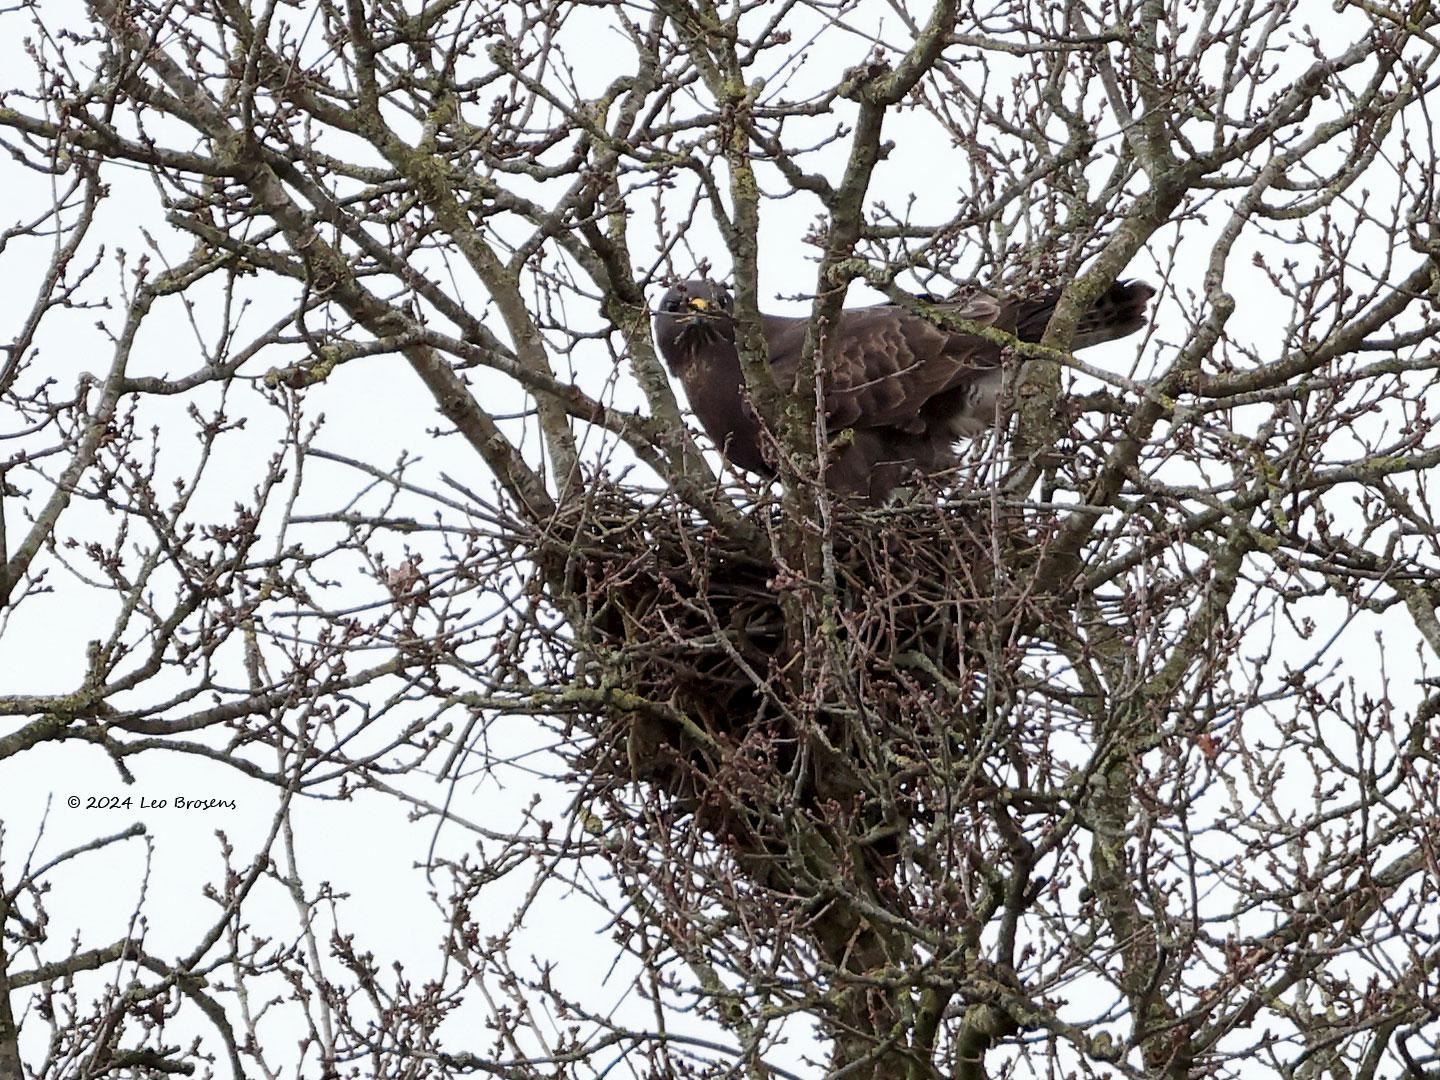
(674, 296, 717, 332)
(672, 296, 723, 343)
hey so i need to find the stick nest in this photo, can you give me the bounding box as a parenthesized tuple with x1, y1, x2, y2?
(529, 481, 1049, 857)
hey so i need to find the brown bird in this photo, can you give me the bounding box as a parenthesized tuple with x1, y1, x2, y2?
(654, 278, 1155, 501)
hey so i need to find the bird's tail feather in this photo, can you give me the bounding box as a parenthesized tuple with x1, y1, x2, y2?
(1013, 280, 1156, 349)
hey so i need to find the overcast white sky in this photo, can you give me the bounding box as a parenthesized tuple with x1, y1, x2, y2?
(1, 1, 1432, 1075)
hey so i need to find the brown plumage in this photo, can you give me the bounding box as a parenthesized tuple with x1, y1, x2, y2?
(653, 278, 1155, 502)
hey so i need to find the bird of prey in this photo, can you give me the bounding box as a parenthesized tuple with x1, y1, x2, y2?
(653, 278, 1155, 501)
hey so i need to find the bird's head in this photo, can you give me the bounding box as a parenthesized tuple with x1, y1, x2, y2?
(653, 280, 737, 368)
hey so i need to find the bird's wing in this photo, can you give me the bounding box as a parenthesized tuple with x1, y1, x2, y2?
(765, 289, 1004, 433)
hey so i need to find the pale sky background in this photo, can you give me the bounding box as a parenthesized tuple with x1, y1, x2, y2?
(0, 1, 1430, 1075)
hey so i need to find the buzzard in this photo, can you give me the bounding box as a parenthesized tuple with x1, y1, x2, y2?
(654, 278, 1155, 501)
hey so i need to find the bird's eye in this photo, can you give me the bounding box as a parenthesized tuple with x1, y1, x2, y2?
(664, 297, 683, 312)
(718, 292, 732, 309)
